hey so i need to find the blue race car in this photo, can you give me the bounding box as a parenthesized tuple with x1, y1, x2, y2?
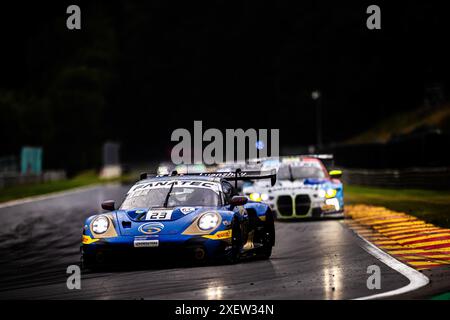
(81, 170, 276, 268)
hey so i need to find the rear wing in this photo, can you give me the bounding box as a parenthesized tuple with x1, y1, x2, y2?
(140, 169, 277, 188)
(281, 154, 333, 161)
(199, 169, 277, 187)
(281, 154, 335, 170)
(304, 154, 334, 170)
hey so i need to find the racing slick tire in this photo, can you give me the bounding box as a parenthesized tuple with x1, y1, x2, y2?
(312, 208, 322, 218)
(80, 253, 97, 271)
(260, 210, 275, 259)
(81, 251, 107, 271)
(225, 217, 243, 264)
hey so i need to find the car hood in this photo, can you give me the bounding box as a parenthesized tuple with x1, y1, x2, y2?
(114, 206, 220, 236)
(245, 178, 342, 196)
(256, 179, 330, 190)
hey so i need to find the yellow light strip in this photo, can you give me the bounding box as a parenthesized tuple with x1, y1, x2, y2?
(82, 235, 99, 245)
(202, 229, 232, 240)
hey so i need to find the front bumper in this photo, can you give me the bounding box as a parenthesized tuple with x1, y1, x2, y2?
(81, 234, 232, 264)
(269, 194, 344, 219)
(274, 208, 344, 219)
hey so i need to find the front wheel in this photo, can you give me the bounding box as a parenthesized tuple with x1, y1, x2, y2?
(260, 211, 275, 259)
(80, 253, 95, 271)
(81, 251, 106, 271)
(225, 217, 242, 264)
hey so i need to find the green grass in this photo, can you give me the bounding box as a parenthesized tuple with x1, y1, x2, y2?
(0, 170, 136, 203)
(431, 292, 450, 300)
(346, 185, 450, 228)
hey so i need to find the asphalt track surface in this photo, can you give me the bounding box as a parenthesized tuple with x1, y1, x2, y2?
(0, 184, 410, 299)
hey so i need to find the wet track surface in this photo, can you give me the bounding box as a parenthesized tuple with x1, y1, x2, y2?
(0, 185, 410, 299)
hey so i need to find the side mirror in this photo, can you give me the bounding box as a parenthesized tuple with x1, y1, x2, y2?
(270, 175, 276, 186)
(101, 200, 115, 211)
(329, 170, 343, 179)
(229, 196, 248, 207)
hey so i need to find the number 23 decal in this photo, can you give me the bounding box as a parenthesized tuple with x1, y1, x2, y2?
(145, 211, 172, 220)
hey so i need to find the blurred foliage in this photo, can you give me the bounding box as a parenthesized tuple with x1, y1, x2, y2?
(348, 104, 450, 144)
(0, 2, 119, 175)
(1, 2, 449, 173)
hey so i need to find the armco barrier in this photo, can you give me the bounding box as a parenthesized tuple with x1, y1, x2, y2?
(341, 167, 450, 189)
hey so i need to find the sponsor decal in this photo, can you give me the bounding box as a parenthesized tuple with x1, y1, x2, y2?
(271, 185, 318, 192)
(202, 229, 232, 240)
(199, 172, 248, 178)
(129, 180, 220, 193)
(145, 210, 173, 220)
(286, 160, 321, 168)
(133, 239, 159, 248)
(180, 207, 196, 214)
(139, 222, 165, 235)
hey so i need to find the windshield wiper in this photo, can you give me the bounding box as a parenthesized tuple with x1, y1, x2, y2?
(288, 165, 294, 181)
(163, 183, 175, 208)
(136, 211, 147, 220)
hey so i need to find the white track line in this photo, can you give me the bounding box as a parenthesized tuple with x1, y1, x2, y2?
(354, 233, 429, 300)
(0, 184, 107, 209)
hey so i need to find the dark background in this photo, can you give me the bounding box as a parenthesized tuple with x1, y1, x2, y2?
(0, 1, 449, 173)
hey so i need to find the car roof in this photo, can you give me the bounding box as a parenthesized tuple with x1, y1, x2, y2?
(139, 175, 223, 184)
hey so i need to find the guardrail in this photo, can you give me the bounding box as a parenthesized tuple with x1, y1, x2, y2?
(0, 171, 67, 189)
(341, 167, 450, 189)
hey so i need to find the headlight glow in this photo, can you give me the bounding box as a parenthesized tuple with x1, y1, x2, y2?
(318, 190, 326, 198)
(249, 193, 261, 201)
(157, 166, 169, 175)
(325, 188, 337, 199)
(249, 193, 269, 202)
(198, 212, 220, 230)
(92, 215, 109, 234)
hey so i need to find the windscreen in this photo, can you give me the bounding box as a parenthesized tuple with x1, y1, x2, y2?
(291, 166, 325, 179)
(120, 181, 220, 209)
(277, 164, 326, 180)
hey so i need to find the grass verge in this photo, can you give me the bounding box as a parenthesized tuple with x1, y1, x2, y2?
(0, 170, 137, 204)
(345, 185, 450, 228)
(431, 292, 450, 300)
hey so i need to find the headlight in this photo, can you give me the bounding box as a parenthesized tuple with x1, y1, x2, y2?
(325, 188, 337, 199)
(198, 212, 220, 230)
(157, 166, 169, 175)
(318, 189, 326, 198)
(249, 193, 261, 201)
(249, 193, 268, 202)
(92, 215, 109, 234)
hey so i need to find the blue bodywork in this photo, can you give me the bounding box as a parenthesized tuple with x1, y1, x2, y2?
(304, 178, 344, 212)
(81, 175, 274, 266)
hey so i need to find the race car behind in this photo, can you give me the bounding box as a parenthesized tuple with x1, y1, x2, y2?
(243, 156, 344, 219)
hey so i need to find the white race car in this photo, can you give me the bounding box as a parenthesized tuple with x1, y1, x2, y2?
(242, 156, 344, 219)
